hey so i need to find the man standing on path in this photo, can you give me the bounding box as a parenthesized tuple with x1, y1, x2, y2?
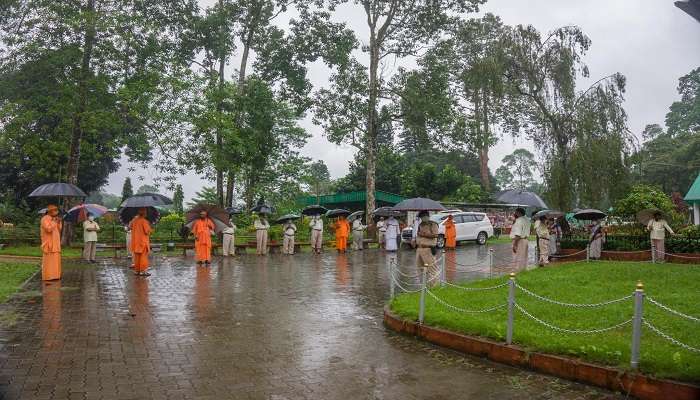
(415, 211, 439, 276)
(384, 215, 401, 252)
(647, 211, 675, 262)
(309, 214, 323, 254)
(254, 214, 270, 255)
(332, 216, 350, 253)
(40, 205, 62, 281)
(82, 214, 100, 263)
(222, 217, 236, 257)
(534, 215, 549, 267)
(192, 211, 215, 266)
(510, 208, 530, 269)
(131, 208, 152, 276)
(351, 217, 366, 251)
(282, 219, 297, 255)
(376, 217, 386, 249)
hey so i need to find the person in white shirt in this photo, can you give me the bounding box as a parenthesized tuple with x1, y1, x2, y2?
(384, 216, 401, 252)
(533, 215, 550, 266)
(510, 208, 530, 269)
(376, 217, 387, 249)
(411, 216, 421, 248)
(254, 215, 270, 255)
(309, 215, 324, 254)
(589, 219, 604, 260)
(222, 217, 237, 256)
(82, 215, 100, 263)
(351, 218, 366, 250)
(647, 212, 674, 262)
(282, 219, 297, 255)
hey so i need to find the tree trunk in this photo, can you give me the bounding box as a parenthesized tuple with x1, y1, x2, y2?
(552, 129, 571, 210)
(63, 0, 96, 246)
(225, 171, 234, 207)
(480, 90, 491, 192)
(365, 37, 380, 217)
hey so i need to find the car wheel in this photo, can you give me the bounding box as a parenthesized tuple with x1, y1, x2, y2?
(476, 231, 487, 245)
(437, 235, 445, 248)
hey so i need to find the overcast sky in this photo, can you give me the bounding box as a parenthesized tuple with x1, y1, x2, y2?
(103, 0, 700, 201)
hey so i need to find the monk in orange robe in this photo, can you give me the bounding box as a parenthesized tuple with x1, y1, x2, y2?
(192, 211, 215, 266)
(130, 208, 152, 276)
(444, 214, 457, 250)
(332, 216, 350, 253)
(40, 205, 62, 281)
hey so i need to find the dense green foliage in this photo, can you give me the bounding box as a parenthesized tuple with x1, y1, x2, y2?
(391, 261, 700, 381)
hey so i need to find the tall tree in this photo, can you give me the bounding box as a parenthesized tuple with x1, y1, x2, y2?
(304, 160, 332, 202)
(498, 149, 538, 190)
(503, 25, 631, 209)
(317, 0, 485, 217)
(172, 184, 184, 215)
(121, 178, 134, 202)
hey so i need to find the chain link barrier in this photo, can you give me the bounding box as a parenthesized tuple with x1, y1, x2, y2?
(658, 250, 700, 260)
(515, 283, 633, 308)
(643, 318, 700, 353)
(426, 289, 507, 314)
(549, 248, 588, 259)
(646, 297, 700, 323)
(515, 303, 633, 334)
(441, 280, 508, 292)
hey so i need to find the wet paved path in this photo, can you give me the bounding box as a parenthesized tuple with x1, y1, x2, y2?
(0, 244, 619, 400)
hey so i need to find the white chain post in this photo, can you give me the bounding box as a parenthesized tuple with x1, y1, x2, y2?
(440, 250, 446, 286)
(488, 248, 494, 278)
(418, 267, 427, 324)
(651, 241, 656, 263)
(389, 259, 395, 299)
(630, 281, 644, 369)
(506, 272, 516, 345)
(586, 244, 590, 262)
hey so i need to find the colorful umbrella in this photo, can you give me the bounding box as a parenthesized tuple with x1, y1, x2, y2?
(64, 204, 108, 223)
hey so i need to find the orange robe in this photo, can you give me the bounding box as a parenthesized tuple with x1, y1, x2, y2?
(333, 219, 350, 251)
(192, 218, 215, 262)
(40, 215, 62, 281)
(130, 216, 152, 272)
(444, 218, 457, 249)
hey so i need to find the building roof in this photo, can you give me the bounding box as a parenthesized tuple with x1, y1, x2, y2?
(684, 172, 700, 203)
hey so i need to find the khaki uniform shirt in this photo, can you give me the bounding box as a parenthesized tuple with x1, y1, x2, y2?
(416, 221, 439, 248)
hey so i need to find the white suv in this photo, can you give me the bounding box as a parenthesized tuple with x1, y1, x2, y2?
(401, 212, 494, 248)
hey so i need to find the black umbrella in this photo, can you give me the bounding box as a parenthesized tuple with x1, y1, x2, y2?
(348, 210, 364, 222)
(373, 206, 403, 218)
(225, 206, 245, 215)
(118, 206, 161, 225)
(274, 214, 301, 224)
(392, 197, 446, 212)
(301, 204, 328, 216)
(251, 204, 275, 215)
(135, 192, 172, 205)
(121, 195, 169, 208)
(496, 190, 548, 209)
(533, 209, 565, 219)
(573, 209, 607, 221)
(29, 183, 87, 198)
(325, 209, 351, 218)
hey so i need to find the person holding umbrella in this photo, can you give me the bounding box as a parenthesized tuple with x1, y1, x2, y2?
(351, 216, 366, 251)
(131, 208, 153, 276)
(589, 219, 605, 260)
(415, 211, 439, 274)
(647, 211, 675, 262)
(376, 217, 387, 249)
(282, 219, 298, 255)
(309, 214, 324, 254)
(510, 208, 531, 269)
(192, 210, 215, 266)
(82, 214, 101, 263)
(222, 216, 237, 257)
(384, 215, 401, 252)
(40, 205, 62, 281)
(254, 214, 271, 255)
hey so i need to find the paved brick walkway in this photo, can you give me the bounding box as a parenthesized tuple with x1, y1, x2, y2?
(0, 247, 619, 399)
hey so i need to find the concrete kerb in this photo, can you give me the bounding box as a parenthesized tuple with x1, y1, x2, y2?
(383, 306, 700, 400)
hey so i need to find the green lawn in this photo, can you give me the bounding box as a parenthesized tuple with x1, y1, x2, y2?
(390, 261, 700, 382)
(0, 262, 38, 303)
(0, 246, 82, 258)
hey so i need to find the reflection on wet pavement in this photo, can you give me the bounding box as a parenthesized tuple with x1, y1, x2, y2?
(0, 243, 619, 400)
